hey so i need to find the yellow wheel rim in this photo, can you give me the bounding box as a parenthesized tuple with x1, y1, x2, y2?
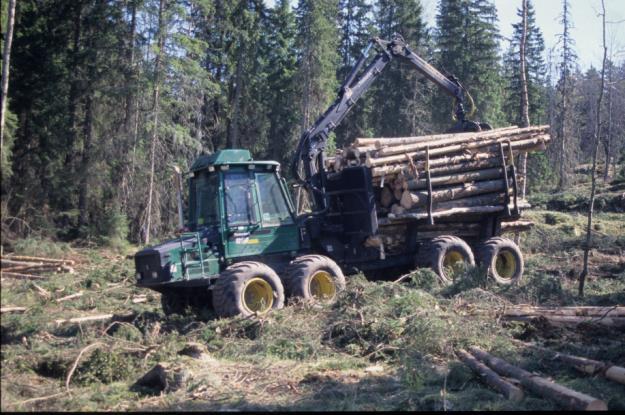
(309, 271, 336, 301)
(242, 277, 274, 314)
(443, 250, 466, 279)
(495, 250, 517, 280)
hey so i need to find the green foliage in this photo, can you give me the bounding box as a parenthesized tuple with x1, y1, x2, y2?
(434, 0, 505, 127)
(408, 268, 440, 291)
(12, 237, 72, 258)
(75, 349, 133, 385)
(502, 0, 547, 126)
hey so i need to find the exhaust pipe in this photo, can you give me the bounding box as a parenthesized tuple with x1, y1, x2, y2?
(172, 165, 184, 230)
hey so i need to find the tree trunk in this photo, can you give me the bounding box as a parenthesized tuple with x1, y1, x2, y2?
(456, 349, 524, 401)
(515, 0, 530, 245)
(401, 179, 506, 209)
(123, 0, 137, 134)
(602, 60, 613, 182)
(468, 346, 607, 411)
(145, 0, 167, 245)
(0, 0, 17, 148)
(579, 0, 607, 298)
(78, 93, 94, 228)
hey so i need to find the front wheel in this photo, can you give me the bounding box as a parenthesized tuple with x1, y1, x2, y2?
(212, 261, 285, 318)
(477, 237, 524, 285)
(283, 255, 346, 303)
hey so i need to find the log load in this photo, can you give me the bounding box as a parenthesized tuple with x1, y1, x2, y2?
(326, 125, 549, 228)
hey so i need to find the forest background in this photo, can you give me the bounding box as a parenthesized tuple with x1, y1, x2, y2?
(1, 0, 624, 247)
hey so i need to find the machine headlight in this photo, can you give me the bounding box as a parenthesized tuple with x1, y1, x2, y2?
(151, 271, 158, 279)
(136, 272, 142, 280)
(170, 263, 177, 273)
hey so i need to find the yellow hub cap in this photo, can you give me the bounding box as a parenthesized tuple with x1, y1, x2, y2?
(495, 250, 517, 280)
(242, 277, 274, 314)
(443, 250, 466, 279)
(309, 271, 336, 301)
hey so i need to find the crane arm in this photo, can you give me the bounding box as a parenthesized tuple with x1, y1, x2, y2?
(291, 34, 489, 214)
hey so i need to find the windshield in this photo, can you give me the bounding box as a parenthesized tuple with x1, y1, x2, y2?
(255, 172, 293, 226)
(224, 172, 257, 226)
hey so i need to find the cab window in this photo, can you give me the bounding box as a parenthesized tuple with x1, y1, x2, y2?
(255, 172, 293, 226)
(224, 171, 257, 226)
(195, 173, 219, 227)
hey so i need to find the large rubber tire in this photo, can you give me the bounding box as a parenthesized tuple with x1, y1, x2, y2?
(212, 261, 284, 318)
(283, 255, 346, 303)
(477, 237, 524, 285)
(416, 235, 475, 285)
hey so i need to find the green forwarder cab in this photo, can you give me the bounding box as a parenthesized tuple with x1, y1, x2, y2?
(134, 149, 346, 317)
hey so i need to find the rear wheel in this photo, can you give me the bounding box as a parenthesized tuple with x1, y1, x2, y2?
(212, 261, 285, 318)
(283, 255, 346, 303)
(416, 235, 475, 285)
(477, 237, 524, 285)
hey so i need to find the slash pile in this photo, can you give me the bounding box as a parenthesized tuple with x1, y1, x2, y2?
(327, 125, 550, 252)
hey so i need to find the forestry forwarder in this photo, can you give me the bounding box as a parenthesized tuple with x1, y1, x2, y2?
(134, 34, 521, 318)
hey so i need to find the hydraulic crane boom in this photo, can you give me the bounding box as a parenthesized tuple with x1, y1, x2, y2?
(291, 34, 490, 214)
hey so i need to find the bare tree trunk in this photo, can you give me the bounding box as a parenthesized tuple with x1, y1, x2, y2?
(124, 0, 137, 134)
(579, 0, 607, 297)
(227, 45, 244, 148)
(78, 93, 94, 228)
(145, 0, 166, 245)
(1, 0, 17, 149)
(557, 0, 571, 191)
(515, 0, 530, 245)
(603, 60, 613, 182)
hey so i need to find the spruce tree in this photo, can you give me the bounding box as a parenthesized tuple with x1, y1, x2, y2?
(371, 0, 431, 137)
(334, 0, 373, 146)
(502, 0, 546, 126)
(263, 0, 299, 166)
(434, 0, 504, 129)
(295, 0, 340, 135)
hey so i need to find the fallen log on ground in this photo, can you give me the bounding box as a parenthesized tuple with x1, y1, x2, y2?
(515, 341, 625, 385)
(456, 349, 524, 401)
(1, 306, 27, 313)
(1, 255, 75, 266)
(53, 312, 136, 326)
(1, 272, 47, 280)
(468, 346, 607, 411)
(55, 291, 84, 303)
(504, 306, 624, 317)
(505, 315, 625, 329)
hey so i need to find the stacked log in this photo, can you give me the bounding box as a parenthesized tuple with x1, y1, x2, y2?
(327, 126, 549, 233)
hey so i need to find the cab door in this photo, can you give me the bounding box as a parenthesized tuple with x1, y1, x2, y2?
(223, 169, 299, 258)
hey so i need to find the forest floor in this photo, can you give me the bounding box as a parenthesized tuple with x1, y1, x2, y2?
(1, 178, 624, 411)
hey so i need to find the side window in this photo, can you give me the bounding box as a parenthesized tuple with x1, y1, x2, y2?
(195, 173, 219, 226)
(255, 172, 293, 227)
(224, 172, 257, 226)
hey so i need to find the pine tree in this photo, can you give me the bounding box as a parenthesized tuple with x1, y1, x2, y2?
(371, 0, 432, 137)
(434, 0, 504, 129)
